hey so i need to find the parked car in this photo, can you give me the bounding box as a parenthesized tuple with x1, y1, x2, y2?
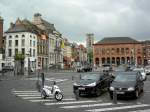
(73, 73, 113, 96)
(145, 66, 150, 75)
(2, 66, 14, 72)
(133, 68, 147, 81)
(76, 66, 84, 72)
(109, 72, 144, 99)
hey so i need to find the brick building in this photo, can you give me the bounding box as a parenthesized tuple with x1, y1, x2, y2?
(93, 37, 143, 67)
(142, 40, 150, 65)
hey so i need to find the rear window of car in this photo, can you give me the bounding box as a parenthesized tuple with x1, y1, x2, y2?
(114, 74, 136, 82)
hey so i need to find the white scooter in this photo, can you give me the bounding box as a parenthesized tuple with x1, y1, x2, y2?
(41, 81, 63, 101)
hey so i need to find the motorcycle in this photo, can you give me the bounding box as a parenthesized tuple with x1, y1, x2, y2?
(41, 81, 63, 101)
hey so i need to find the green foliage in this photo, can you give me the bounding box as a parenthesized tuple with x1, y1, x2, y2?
(14, 53, 25, 60)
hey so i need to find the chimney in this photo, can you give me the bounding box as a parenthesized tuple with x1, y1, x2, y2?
(33, 13, 42, 25)
(10, 22, 14, 28)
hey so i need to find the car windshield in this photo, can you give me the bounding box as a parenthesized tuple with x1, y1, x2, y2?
(81, 74, 100, 81)
(114, 74, 136, 82)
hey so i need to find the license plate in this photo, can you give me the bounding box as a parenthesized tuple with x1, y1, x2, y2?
(79, 87, 85, 90)
(116, 91, 124, 94)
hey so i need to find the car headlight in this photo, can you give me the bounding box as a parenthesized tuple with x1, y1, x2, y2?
(73, 82, 79, 86)
(128, 87, 135, 91)
(109, 86, 114, 91)
(86, 82, 96, 87)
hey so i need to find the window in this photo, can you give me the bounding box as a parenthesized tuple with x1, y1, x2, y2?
(15, 35, 18, 38)
(33, 41, 35, 47)
(8, 40, 12, 47)
(22, 34, 25, 37)
(22, 39, 25, 46)
(30, 40, 32, 46)
(121, 48, 124, 54)
(116, 48, 120, 54)
(22, 48, 25, 55)
(102, 48, 105, 55)
(15, 49, 18, 55)
(15, 40, 18, 46)
(33, 49, 35, 56)
(8, 49, 12, 57)
(30, 35, 32, 38)
(30, 48, 32, 56)
(126, 48, 129, 54)
(9, 36, 12, 38)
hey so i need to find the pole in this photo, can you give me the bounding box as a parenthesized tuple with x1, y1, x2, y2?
(41, 73, 45, 87)
(113, 88, 117, 104)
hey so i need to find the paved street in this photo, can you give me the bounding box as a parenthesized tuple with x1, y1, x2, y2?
(1, 71, 150, 112)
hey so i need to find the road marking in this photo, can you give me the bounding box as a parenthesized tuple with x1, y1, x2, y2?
(29, 98, 76, 102)
(14, 93, 40, 95)
(86, 104, 150, 112)
(13, 90, 38, 92)
(45, 100, 102, 106)
(61, 102, 123, 109)
(16, 94, 41, 97)
(22, 97, 42, 99)
(129, 109, 150, 112)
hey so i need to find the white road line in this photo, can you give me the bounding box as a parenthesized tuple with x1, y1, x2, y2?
(61, 102, 123, 109)
(44, 100, 102, 106)
(14, 93, 40, 95)
(29, 98, 76, 102)
(13, 91, 38, 92)
(86, 104, 150, 112)
(129, 109, 150, 112)
(16, 94, 41, 97)
(22, 97, 42, 99)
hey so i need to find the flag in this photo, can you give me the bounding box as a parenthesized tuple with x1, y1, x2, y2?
(61, 40, 65, 49)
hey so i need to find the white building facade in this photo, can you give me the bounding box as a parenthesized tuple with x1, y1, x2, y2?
(5, 32, 38, 70)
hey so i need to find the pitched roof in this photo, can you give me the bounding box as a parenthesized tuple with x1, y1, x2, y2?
(95, 37, 139, 45)
(5, 19, 43, 35)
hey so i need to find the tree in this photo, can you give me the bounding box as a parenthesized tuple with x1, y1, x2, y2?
(14, 53, 25, 75)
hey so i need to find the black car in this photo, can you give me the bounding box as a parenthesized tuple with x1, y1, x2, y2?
(73, 73, 113, 96)
(109, 72, 144, 99)
(1, 66, 14, 73)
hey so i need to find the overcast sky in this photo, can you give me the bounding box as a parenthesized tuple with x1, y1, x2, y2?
(0, 0, 150, 43)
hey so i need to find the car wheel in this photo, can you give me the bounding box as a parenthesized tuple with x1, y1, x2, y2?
(96, 88, 101, 96)
(135, 90, 139, 99)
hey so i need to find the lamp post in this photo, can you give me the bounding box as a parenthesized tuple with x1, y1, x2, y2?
(26, 52, 30, 76)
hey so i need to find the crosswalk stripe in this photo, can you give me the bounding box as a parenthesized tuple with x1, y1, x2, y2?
(86, 104, 150, 112)
(61, 102, 123, 109)
(22, 97, 42, 99)
(129, 109, 150, 112)
(14, 93, 40, 95)
(16, 95, 41, 97)
(29, 98, 76, 102)
(44, 100, 102, 106)
(13, 91, 38, 92)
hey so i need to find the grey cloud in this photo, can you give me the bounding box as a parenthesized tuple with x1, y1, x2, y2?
(1, 0, 150, 43)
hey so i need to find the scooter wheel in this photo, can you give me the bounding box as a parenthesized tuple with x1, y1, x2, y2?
(41, 90, 47, 99)
(55, 92, 63, 101)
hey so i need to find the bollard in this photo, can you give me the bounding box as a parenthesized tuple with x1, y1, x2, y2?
(41, 73, 45, 87)
(75, 89, 79, 100)
(113, 88, 117, 104)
